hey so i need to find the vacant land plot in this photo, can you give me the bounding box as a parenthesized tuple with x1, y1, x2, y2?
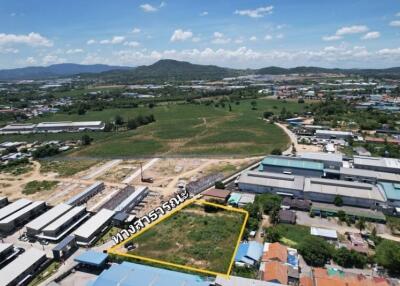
(120, 202, 246, 274)
(39, 159, 100, 177)
(22, 180, 59, 195)
(273, 224, 311, 248)
(0, 99, 305, 157)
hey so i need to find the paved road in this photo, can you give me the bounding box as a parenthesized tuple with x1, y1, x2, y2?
(274, 122, 298, 155)
(122, 158, 159, 184)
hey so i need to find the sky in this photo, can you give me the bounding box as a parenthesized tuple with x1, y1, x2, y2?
(0, 0, 400, 69)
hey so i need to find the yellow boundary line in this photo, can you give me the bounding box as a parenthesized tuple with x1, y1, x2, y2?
(108, 198, 248, 278)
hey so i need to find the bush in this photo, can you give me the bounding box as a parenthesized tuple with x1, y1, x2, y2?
(215, 181, 225, 189)
(265, 227, 281, 243)
(298, 236, 333, 267)
(375, 240, 400, 275)
(32, 145, 60, 159)
(271, 148, 282, 155)
(334, 195, 343, 207)
(333, 247, 367, 268)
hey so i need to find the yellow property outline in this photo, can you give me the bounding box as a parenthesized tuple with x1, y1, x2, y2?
(108, 198, 249, 278)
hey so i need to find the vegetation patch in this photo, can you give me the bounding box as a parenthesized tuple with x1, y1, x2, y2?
(118, 202, 246, 274)
(40, 159, 100, 177)
(22, 180, 59, 195)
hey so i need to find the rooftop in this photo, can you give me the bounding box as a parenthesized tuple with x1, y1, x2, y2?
(202, 188, 231, 199)
(340, 167, 400, 183)
(299, 152, 343, 163)
(262, 157, 324, 171)
(26, 203, 73, 232)
(42, 206, 85, 233)
(378, 182, 400, 201)
(74, 250, 108, 267)
(74, 208, 115, 240)
(310, 227, 338, 239)
(263, 242, 288, 263)
(0, 200, 45, 224)
(238, 171, 305, 191)
(353, 156, 400, 170)
(263, 261, 288, 285)
(0, 198, 31, 221)
(87, 261, 211, 286)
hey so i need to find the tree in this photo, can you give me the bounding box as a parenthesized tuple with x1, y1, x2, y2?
(356, 218, 366, 233)
(114, 115, 124, 126)
(334, 195, 343, 207)
(81, 135, 92, 146)
(265, 228, 281, 243)
(215, 181, 225, 189)
(263, 111, 274, 119)
(127, 119, 138, 130)
(269, 209, 280, 225)
(251, 101, 257, 110)
(271, 148, 282, 155)
(103, 122, 115, 132)
(375, 240, 400, 275)
(337, 210, 346, 222)
(333, 247, 367, 269)
(298, 236, 333, 267)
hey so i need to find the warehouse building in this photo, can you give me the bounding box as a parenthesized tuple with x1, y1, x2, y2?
(0, 243, 18, 267)
(353, 156, 400, 174)
(298, 152, 343, 170)
(35, 121, 105, 132)
(238, 171, 305, 198)
(66, 181, 105, 206)
(303, 178, 386, 208)
(25, 203, 73, 236)
(315, 130, 353, 139)
(0, 123, 36, 134)
(340, 167, 400, 184)
(113, 186, 149, 212)
(259, 156, 324, 177)
(74, 208, 115, 246)
(378, 182, 400, 207)
(0, 201, 46, 233)
(0, 197, 8, 208)
(0, 248, 47, 286)
(0, 198, 32, 222)
(38, 206, 88, 241)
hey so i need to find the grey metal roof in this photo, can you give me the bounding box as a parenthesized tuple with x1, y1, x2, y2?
(74, 209, 115, 239)
(42, 206, 85, 233)
(304, 178, 386, 202)
(298, 152, 343, 163)
(0, 198, 31, 221)
(25, 203, 72, 232)
(315, 130, 353, 136)
(238, 171, 305, 191)
(0, 248, 46, 286)
(65, 181, 104, 206)
(215, 275, 283, 286)
(0, 243, 13, 255)
(52, 235, 76, 251)
(114, 186, 148, 212)
(0, 201, 45, 224)
(340, 167, 400, 183)
(353, 156, 400, 169)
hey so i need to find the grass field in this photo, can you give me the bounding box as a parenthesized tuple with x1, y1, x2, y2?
(0, 99, 308, 157)
(39, 159, 100, 177)
(126, 203, 246, 274)
(22, 180, 59, 195)
(274, 224, 311, 248)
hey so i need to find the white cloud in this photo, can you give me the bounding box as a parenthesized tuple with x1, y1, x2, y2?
(396, 12, 400, 17)
(336, 25, 369, 35)
(124, 41, 140, 47)
(234, 5, 273, 18)
(0, 32, 53, 47)
(0, 47, 18, 54)
(200, 11, 208, 16)
(264, 35, 272, 41)
(390, 20, 400, 27)
(170, 29, 193, 42)
(100, 36, 125, 44)
(132, 28, 141, 33)
(276, 33, 284, 39)
(192, 37, 201, 43)
(42, 55, 66, 65)
(25, 57, 36, 65)
(140, 3, 158, 12)
(212, 32, 231, 44)
(87, 39, 96, 45)
(235, 38, 244, 44)
(250, 36, 257, 41)
(361, 31, 380, 40)
(66, 48, 84, 54)
(322, 35, 342, 41)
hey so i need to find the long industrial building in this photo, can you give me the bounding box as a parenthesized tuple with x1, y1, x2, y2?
(38, 206, 88, 241)
(0, 248, 47, 286)
(237, 171, 304, 197)
(0, 121, 105, 134)
(298, 152, 344, 170)
(74, 208, 115, 246)
(25, 203, 73, 236)
(303, 178, 386, 208)
(340, 167, 400, 184)
(0, 198, 32, 222)
(66, 181, 105, 206)
(259, 156, 324, 177)
(0, 197, 8, 208)
(0, 201, 46, 232)
(113, 186, 149, 212)
(353, 156, 400, 174)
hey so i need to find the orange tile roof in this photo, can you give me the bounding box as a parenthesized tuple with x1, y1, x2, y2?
(300, 276, 314, 286)
(262, 242, 288, 263)
(263, 261, 288, 285)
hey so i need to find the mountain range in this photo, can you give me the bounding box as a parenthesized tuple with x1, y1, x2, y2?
(1, 60, 400, 81)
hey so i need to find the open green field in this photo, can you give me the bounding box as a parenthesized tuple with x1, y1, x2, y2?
(127, 203, 245, 274)
(39, 159, 100, 177)
(0, 99, 308, 157)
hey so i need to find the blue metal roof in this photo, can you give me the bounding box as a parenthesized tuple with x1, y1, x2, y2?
(75, 251, 108, 267)
(246, 241, 263, 261)
(379, 182, 400, 201)
(87, 262, 211, 286)
(262, 157, 324, 171)
(235, 242, 263, 264)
